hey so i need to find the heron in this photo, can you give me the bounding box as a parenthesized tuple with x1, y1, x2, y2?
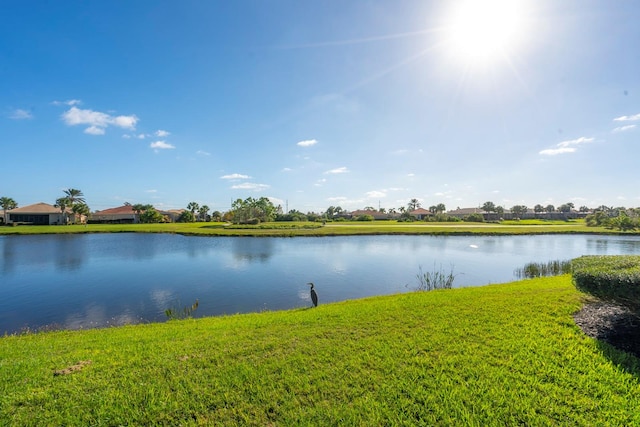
(307, 282, 318, 307)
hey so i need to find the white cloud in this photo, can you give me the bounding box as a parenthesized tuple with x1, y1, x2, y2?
(196, 150, 211, 156)
(111, 115, 138, 130)
(539, 147, 576, 156)
(52, 99, 82, 106)
(137, 134, 146, 139)
(122, 134, 132, 139)
(84, 125, 105, 135)
(366, 190, 386, 198)
(297, 139, 318, 147)
(231, 182, 270, 191)
(539, 136, 594, 156)
(61, 106, 139, 135)
(150, 141, 175, 149)
(557, 137, 594, 147)
(327, 196, 348, 202)
(155, 129, 170, 137)
(325, 166, 349, 174)
(220, 173, 251, 180)
(613, 113, 640, 122)
(612, 124, 637, 133)
(282, 167, 292, 172)
(146, 189, 158, 193)
(9, 109, 33, 119)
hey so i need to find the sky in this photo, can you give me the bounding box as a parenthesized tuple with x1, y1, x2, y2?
(2, 0, 639, 213)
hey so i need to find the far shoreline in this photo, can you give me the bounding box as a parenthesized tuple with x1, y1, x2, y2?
(1, 220, 638, 238)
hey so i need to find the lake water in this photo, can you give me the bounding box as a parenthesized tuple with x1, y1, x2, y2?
(2, 233, 640, 334)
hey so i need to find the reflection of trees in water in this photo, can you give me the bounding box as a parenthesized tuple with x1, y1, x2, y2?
(232, 238, 274, 263)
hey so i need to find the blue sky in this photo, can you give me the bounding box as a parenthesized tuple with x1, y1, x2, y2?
(2, 0, 639, 213)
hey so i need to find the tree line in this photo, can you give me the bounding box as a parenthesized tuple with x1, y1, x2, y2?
(2, 192, 639, 230)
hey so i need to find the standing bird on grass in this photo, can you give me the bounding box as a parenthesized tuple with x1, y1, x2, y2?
(307, 282, 318, 307)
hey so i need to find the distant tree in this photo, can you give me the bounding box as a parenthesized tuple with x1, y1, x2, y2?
(187, 202, 200, 216)
(585, 211, 608, 227)
(230, 197, 276, 224)
(363, 206, 375, 211)
(545, 204, 555, 213)
(510, 205, 528, 219)
(198, 205, 210, 222)
(71, 203, 90, 224)
(64, 188, 85, 206)
(177, 211, 196, 223)
(131, 204, 153, 223)
(140, 207, 164, 223)
(428, 205, 437, 214)
(534, 204, 545, 216)
(558, 204, 573, 213)
(579, 206, 591, 213)
(211, 210, 222, 222)
(495, 205, 505, 219)
(609, 211, 637, 231)
(325, 206, 337, 219)
(407, 199, 421, 211)
(436, 203, 446, 214)
(0, 197, 18, 224)
(482, 201, 496, 220)
(55, 197, 71, 224)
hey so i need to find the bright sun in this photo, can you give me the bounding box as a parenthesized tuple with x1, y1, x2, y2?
(444, 0, 526, 64)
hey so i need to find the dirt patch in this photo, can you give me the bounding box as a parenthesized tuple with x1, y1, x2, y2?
(54, 360, 92, 376)
(574, 301, 640, 358)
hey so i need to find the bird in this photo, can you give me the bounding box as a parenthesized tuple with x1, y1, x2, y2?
(307, 282, 318, 307)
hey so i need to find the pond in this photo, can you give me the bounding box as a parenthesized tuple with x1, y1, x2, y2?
(2, 233, 640, 334)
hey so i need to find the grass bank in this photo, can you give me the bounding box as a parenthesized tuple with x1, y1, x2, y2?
(1, 276, 639, 425)
(0, 219, 629, 237)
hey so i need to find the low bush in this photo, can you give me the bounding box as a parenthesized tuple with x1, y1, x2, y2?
(572, 255, 640, 310)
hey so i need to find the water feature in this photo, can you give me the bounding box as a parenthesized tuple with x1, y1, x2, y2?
(2, 233, 640, 334)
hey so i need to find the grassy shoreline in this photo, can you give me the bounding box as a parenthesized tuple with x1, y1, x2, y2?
(0, 219, 635, 237)
(1, 276, 639, 425)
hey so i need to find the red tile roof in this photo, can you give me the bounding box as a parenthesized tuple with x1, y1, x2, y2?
(93, 205, 136, 215)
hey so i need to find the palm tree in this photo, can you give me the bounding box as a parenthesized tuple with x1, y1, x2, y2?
(71, 203, 91, 224)
(198, 205, 210, 222)
(64, 188, 85, 206)
(0, 196, 18, 224)
(187, 202, 200, 216)
(55, 197, 70, 224)
(407, 199, 421, 211)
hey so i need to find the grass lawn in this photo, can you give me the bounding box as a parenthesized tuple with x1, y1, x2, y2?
(0, 219, 630, 237)
(1, 275, 639, 425)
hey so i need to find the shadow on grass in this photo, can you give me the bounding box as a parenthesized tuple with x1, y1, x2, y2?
(574, 300, 640, 377)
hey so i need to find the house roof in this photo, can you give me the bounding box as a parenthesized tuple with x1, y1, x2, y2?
(93, 205, 135, 215)
(8, 202, 65, 214)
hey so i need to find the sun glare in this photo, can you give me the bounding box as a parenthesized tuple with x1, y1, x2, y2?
(444, 0, 526, 64)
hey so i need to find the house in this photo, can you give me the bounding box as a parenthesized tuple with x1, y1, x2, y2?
(409, 208, 433, 220)
(6, 202, 75, 225)
(91, 205, 184, 223)
(91, 205, 138, 224)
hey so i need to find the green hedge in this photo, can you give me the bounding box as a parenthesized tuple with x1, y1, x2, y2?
(572, 255, 640, 309)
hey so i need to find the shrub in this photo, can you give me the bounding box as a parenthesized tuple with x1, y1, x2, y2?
(355, 214, 374, 221)
(463, 213, 484, 223)
(572, 255, 640, 310)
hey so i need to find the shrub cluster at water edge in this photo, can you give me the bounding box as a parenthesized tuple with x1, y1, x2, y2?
(572, 255, 640, 310)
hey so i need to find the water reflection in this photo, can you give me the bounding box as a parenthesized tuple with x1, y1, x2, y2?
(2, 233, 640, 334)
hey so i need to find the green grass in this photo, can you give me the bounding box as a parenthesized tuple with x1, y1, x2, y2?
(0, 219, 628, 237)
(1, 276, 639, 425)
